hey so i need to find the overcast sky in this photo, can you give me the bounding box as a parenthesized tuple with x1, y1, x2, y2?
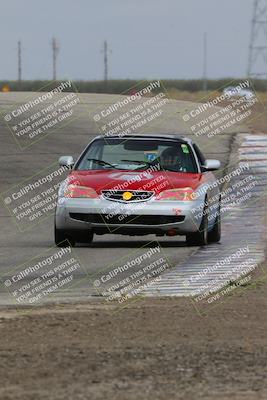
(0, 0, 253, 80)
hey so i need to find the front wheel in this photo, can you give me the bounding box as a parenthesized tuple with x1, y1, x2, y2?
(55, 228, 94, 247)
(73, 230, 94, 245)
(186, 206, 208, 246)
(54, 228, 76, 247)
(208, 209, 221, 243)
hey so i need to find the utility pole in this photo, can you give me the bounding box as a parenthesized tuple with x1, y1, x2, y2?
(247, 0, 267, 78)
(101, 41, 112, 89)
(103, 40, 108, 83)
(202, 32, 208, 92)
(52, 37, 60, 80)
(18, 40, 22, 82)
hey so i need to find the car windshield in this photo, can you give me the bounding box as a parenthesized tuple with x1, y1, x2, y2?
(76, 138, 198, 173)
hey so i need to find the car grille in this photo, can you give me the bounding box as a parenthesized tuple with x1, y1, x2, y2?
(69, 213, 185, 225)
(101, 190, 154, 203)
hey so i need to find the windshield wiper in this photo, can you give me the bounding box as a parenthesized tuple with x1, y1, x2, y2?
(87, 158, 119, 169)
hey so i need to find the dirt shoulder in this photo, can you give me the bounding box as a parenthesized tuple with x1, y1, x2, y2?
(0, 270, 267, 400)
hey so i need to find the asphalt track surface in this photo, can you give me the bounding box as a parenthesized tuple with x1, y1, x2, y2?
(0, 92, 245, 307)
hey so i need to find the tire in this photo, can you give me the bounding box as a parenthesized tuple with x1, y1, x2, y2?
(55, 228, 94, 247)
(186, 205, 209, 246)
(73, 230, 94, 245)
(55, 227, 76, 247)
(208, 208, 221, 243)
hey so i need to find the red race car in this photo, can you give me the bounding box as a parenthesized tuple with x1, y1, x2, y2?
(55, 134, 221, 247)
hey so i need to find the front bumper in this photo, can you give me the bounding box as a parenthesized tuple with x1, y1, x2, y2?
(55, 197, 205, 235)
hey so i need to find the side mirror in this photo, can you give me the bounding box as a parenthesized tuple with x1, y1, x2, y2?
(202, 159, 221, 171)
(59, 156, 74, 169)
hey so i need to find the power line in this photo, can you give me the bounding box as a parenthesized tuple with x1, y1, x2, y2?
(247, 0, 267, 78)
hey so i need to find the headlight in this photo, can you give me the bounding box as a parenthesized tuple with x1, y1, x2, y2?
(64, 185, 99, 198)
(156, 188, 196, 201)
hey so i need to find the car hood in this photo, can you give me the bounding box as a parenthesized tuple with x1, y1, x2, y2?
(68, 170, 202, 195)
